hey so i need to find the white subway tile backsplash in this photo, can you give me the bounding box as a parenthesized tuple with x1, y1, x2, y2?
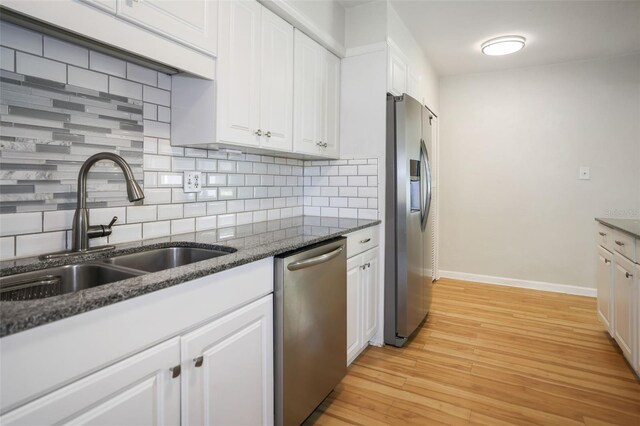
(158, 106, 170, 123)
(143, 85, 170, 106)
(253, 210, 267, 222)
(157, 72, 171, 90)
(348, 198, 368, 208)
(44, 37, 88, 68)
(329, 176, 347, 186)
(171, 157, 195, 171)
(90, 51, 126, 77)
(44, 210, 74, 232)
(227, 200, 245, 213)
(171, 218, 195, 234)
(157, 203, 183, 220)
(207, 174, 227, 186)
(68, 66, 108, 91)
(184, 202, 207, 217)
(144, 154, 171, 170)
(195, 215, 217, 231)
(358, 209, 378, 220)
(0, 22, 42, 55)
(127, 205, 157, 223)
(109, 76, 142, 99)
(217, 214, 236, 228)
(236, 212, 252, 225)
(17, 231, 66, 257)
(0, 212, 42, 237)
(267, 209, 281, 221)
(339, 208, 358, 219)
(358, 165, 377, 175)
(0, 46, 15, 71)
(171, 189, 196, 203)
(330, 198, 348, 208)
(207, 201, 226, 215)
(158, 172, 183, 187)
(217, 160, 236, 173)
(127, 63, 157, 86)
(143, 103, 158, 120)
(143, 221, 170, 239)
(196, 159, 217, 172)
(348, 176, 367, 186)
(219, 187, 237, 200)
(0, 236, 15, 259)
(228, 174, 244, 186)
(16, 52, 66, 83)
(198, 188, 218, 201)
(144, 120, 170, 139)
(90, 207, 126, 226)
(158, 139, 183, 156)
(144, 188, 172, 205)
(339, 187, 357, 197)
(358, 187, 377, 197)
(109, 224, 142, 244)
(143, 137, 158, 154)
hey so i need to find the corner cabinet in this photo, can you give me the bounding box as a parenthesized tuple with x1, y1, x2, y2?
(595, 222, 639, 376)
(345, 226, 380, 365)
(293, 30, 340, 158)
(216, 1, 293, 152)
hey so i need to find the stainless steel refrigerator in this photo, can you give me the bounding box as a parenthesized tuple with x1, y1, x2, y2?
(384, 93, 435, 347)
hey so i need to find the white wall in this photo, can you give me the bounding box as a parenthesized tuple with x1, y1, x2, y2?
(439, 54, 640, 290)
(344, 0, 386, 51)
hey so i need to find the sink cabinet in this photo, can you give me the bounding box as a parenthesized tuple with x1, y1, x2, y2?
(1, 338, 181, 426)
(0, 259, 274, 423)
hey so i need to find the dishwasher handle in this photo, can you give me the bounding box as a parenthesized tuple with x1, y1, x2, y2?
(287, 246, 344, 271)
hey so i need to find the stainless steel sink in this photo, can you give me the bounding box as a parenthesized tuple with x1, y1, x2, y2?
(0, 264, 143, 301)
(103, 246, 232, 273)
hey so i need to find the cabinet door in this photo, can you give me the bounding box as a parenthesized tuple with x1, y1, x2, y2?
(259, 7, 294, 152)
(181, 295, 274, 426)
(1, 338, 181, 426)
(362, 247, 379, 343)
(321, 50, 340, 158)
(80, 0, 116, 13)
(117, 0, 218, 55)
(388, 44, 407, 96)
(596, 249, 614, 334)
(293, 30, 323, 156)
(346, 255, 363, 366)
(217, 0, 262, 147)
(614, 260, 635, 363)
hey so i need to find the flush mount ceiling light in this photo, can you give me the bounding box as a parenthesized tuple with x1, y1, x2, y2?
(481, 35, 526, 56)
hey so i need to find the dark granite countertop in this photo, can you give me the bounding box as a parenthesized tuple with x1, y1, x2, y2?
(595, 218, 640, 239)
(0, 215, 380, 338)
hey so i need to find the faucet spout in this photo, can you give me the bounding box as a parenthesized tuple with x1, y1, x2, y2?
(72, 152, 145, 251)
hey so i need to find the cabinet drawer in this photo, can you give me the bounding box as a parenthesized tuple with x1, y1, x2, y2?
(596, 223, 615, 252)
(613, 230, 637, 263)
(346, 226, 379, 258)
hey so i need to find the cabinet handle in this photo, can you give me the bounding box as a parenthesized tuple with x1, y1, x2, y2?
(625, 272, 633, 279)
(361, 265, 366, 270)
(366, 262, 371, 268)
(255, 129, 262, 136)
(169, 365, 181, 378)
(615, 240, 625, 246)
(323, 142, 328, 147)
(316, 141, 322, 147)
(265, 131, 272, 138)
(604, 258, 610, 264)
(598, 232, 606, 236)
(194, 356, 204, 368)
(359, 238, 371, 244)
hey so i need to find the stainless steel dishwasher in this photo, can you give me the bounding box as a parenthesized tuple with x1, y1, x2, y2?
(274, 237, 347, 426)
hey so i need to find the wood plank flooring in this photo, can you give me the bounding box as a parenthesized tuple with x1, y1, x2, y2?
(305, 278, 640, 425)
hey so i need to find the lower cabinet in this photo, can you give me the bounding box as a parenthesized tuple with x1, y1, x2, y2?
(1, 295, 274, 426)
(181, 295, 273, 426)
(613, 255, 636, 364)
(596, 247, 614, 334)
(346, 247, 379, 365)
(1, 338, 182, 426)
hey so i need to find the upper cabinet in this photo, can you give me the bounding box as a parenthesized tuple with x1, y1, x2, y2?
(388, 43, 408, 97)
(216, 1, 294, 152)
(116, 0, 218, 56)
(293, 30, 340, 158)
(2, 0, 218, 78)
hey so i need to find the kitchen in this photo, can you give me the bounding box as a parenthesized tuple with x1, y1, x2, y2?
(0, 0, 638, 425)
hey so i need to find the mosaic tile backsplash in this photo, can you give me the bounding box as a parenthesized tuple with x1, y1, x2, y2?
(0, 21, 378, 260)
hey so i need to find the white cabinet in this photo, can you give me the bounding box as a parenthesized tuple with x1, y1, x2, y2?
(2, 0, 217, 79)
(216, 1, 293, 152)
(613, 255, 636, 365)
(1, 338, 181, 426)
(181, 295, 274, 426)
(293, 30, 340, 158)
(596, 246, 614, 334)
(387, 43, 408, 97)
(346, 244, 380, 366)
(116, 0, 218, 55)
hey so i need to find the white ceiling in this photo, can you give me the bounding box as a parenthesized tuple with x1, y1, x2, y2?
(337, 0, 375, 9)
(391, 0, 640, 76)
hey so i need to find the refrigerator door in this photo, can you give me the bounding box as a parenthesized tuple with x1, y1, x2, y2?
(422, 107, 434, 313)
(394, 95, 425, 338)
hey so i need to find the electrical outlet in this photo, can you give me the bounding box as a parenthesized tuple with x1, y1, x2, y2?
(184, 171, 202, 193)
(579, 166, 590, 180)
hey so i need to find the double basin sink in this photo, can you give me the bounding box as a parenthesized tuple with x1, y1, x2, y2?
(0, 245, 235, 302)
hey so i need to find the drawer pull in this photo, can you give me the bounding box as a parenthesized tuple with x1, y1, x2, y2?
(169, 365, 181, 379)
(604, 259, 610, 264)
(625, 272, 633, 279)
(598, 232, 606, 236)
(194, 356, 204, 368)
(615, 240, 625, 246)
(359, 238, 371, 244)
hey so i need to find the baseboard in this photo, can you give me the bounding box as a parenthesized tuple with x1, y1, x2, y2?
(439, 270, 597, 297)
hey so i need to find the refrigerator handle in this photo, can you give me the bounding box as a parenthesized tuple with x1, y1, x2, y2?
(419, 139, 432, 231)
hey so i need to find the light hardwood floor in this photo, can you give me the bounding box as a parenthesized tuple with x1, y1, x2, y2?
(305, 278, 640, 425)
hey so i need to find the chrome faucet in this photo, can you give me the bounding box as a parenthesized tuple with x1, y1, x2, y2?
(71, 152, 144, 252)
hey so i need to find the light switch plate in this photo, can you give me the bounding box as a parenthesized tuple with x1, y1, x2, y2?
(184, 171, 202, 192)
(579, 166, 590, 180)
